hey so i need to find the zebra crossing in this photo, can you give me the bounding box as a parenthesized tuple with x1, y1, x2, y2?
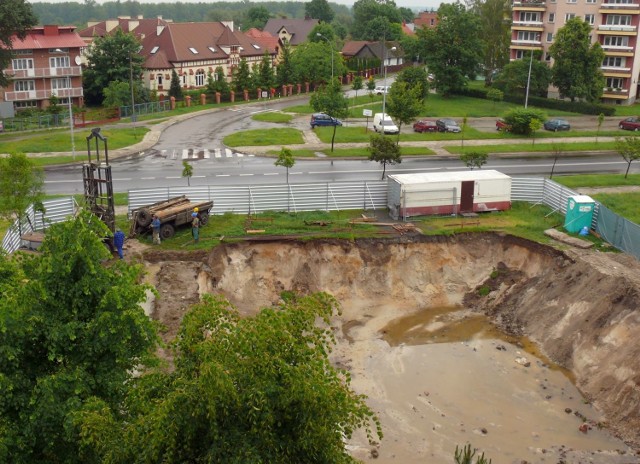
(153, 147, 255, 162)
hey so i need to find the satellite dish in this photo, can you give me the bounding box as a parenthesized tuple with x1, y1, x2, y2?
(74, 55, 81, 65)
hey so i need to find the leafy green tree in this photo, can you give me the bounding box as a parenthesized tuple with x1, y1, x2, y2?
(47, 93, 64, 115)
(615, 136, 640, 178)
(398, 6, 415, 22)
(291, 41, 344, 85)
(550, 18, 605, 102)
(0, 0, 37, 87)
(386, 81, 423, 143)
(74, 293, 381, 463)
(368, 134, 401, 179)
(460, 151, 488, 170)
(502, 107, 547, 135)
(352, 75, 363, 100)
(182, 160, 193, 186)
(207, 66, 230, 99)
(243, 5, 270, 30)
(168, 68, 183, 99)
(400, 34, 421, 63)
(233, 58, 253, 93)
(275, 147, 295, 184)
(418, 3, 483, 97)
(529, 117, 542, 145)
(310, 79, 350, 151)
(83, 29, 144, 105)
(0, 211, 159, 463)
(0, 153, 44, 225)
(494, 52, 551, 97)
(351, 0, 403, 40)
(102, 80, 131, 108)
(394, 66, 429, 100)
(486, 88, 504, 108)
(255, 51, 275, 90)
(305, 0, 335, 23)
(277, 41, 295, 87)
(469, 0, 511, 86)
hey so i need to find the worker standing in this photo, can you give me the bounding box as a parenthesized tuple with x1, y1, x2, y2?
(191, 212, 200, 244)
(113, 228, 126, 259)
(151, 215, 161, 245)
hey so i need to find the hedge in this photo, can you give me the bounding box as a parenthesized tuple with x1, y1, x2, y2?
(454, 87, 616, 116)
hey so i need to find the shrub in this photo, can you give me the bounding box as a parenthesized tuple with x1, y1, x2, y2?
(503, 108, 547, 135)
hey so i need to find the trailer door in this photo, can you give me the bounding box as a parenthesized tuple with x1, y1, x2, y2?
(460, 181, 475, 213)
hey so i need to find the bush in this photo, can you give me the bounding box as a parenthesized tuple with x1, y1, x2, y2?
(503, 108, 547, 135)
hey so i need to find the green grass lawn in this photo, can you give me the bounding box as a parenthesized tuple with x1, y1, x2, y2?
(591, 192, 640, 223)
(553, 173, 640, 188)
(447, 141, 618, 155)
(223, 128, 304, 146)
(267, 146, 435, 158)
(251, 111, 293, 123)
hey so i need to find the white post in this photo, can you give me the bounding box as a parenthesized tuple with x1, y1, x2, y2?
(129, 54, 136, 135)
(525, 50, 534, 109)
(382, 45, 396, 122)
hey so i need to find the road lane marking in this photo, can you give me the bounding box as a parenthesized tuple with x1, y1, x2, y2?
(141, 177, 156, 180)
(239, 173, 254, 176)
(216, 174, 230, 177)
(264, 173, 279, 176)
(166, 176, 181, 179)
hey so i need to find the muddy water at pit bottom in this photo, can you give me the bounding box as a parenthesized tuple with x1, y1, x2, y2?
(348, 306, 639, 464)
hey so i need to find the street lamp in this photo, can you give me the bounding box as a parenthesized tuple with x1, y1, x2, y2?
(55, 48, 76, 160)
(524, 49, 534, 109)
(381, 44, 397, 120)
(316, 33, 334, 81)
(129, 53, 136, 136)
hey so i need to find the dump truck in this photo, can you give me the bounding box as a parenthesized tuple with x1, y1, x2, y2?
(129, 195, 214, 240)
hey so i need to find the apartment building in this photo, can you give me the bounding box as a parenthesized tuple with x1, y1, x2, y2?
(511, 0, 640, 104)
(1, 25, 85, 111)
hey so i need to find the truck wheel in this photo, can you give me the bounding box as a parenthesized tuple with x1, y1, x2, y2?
(136, 208, 153, 227)
(199, 212, 209, 225)
(160, 223, 175, 240)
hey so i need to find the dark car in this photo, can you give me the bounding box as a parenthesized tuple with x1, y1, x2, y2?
(619, 116, 640, 131)
(310, 113, 342, 128)
(413, 119, 438, 133)
(543, 119, 571, 132)
(436, 118, 461, 133)
(496, 118, 511, 132)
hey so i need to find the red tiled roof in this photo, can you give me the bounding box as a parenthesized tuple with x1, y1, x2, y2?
(10, 26, 85, 50)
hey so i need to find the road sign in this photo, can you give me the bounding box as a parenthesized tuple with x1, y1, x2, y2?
(261, 91, 268, 98)
(363, 109, 373, 117)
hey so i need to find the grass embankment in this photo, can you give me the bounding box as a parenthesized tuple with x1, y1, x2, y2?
(447, 141, 617, 155)
(267, 146, 435, 157)
(251, 112, 293, 123)
(224, 128, 303, 147)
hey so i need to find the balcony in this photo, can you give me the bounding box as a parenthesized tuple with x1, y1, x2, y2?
(513, 20, 544, 26)
(601, 66, 631, 71)
(2, 66, 83, 79)
(600, 2, 640, 8)
(512, 39, 543, 46)
(598, 24, 637, 32)
(513, 0, 545, 5)
(4, 87, 84, 102)
(602, 44, 634, 51)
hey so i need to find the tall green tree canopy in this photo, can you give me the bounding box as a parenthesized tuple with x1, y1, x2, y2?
(74, 293, 382, 462)
(232, 57, 253, 92)
(0, 153, 44, 223)
(0, 212, 159, 463)
(0, 0, 37, 87)
(351, 0, 403, 40)
(243, 5, 271, 30)
(276, 41, 295, 87)
(310, 79, 349, 151)
(290, 41, 344, 84)
(494, 53, 551, 97)
(473, 0, 512, 85)
(368, 134, 402, 179)
(386, 81, 423, 141)
(83, 29, 144, 105)
(419, 2, 483, 97)
(549, 18, 605, 102)
(394, 66, 430, 100)
(305, 0, 335, 23)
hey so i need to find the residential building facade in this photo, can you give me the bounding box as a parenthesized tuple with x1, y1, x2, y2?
(1, 25, 85, 112)
(510, 0, 640, 104)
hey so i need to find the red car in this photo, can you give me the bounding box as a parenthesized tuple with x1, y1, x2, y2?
(619, 116, 640, 131)
(413, 119, 438, 133)
(496, 118, 511, 132)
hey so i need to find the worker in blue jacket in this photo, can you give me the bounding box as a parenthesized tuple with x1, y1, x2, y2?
(113, 228, 125, 259)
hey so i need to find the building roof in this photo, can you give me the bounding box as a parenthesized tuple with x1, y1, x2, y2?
(263, 18, 319, 46)
(78, 16, 172, 40)
(366, 41, 403, 60)
(341, 41, 371, 57)
(245, 28, 280, 51)
(402, 21, 415, 36)
(10, 26, 85, 50)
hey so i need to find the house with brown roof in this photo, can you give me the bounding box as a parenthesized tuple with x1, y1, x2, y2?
(263, 18, 319, 47)
(342, 41, 404, 67)
(79, 17, 277, 95)
(414, 10, 439, 30)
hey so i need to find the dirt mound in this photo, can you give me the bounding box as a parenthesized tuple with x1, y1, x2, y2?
(136, 233, 640, 456)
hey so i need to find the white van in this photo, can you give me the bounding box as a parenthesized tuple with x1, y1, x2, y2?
(373, 113, 399, 134)
(374, 85, 390, 95)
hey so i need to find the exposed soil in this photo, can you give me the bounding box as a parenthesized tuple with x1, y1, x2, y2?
(123, 233, 640, 461)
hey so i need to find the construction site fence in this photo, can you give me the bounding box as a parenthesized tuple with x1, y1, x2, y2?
(3, 178, 640, 261)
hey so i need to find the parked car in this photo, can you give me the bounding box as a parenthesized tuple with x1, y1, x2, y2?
(619, 116, 640, 131)
(543, 119, 571, 132)
(374, 85, 390, 95)
(373, 113, 399, 134)
(436, 118, 461, 133)
(496, 118, 511, 132)
(413, 119, 438, 133)
(310, 113, 342, 128)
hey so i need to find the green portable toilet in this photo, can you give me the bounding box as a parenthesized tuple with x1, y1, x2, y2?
(564, 195, 595, 233)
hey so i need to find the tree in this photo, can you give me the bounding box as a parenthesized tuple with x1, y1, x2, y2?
(182, 160, 193, 186)
(550, 18, 605, 102)
(368, 134, 401, 179)
(0, 211, 159, 462)
(207, 66, 230, 99)
(309, 79, 350, 151)
(394, 66, 429, 101)
(74, 293, 381, 462)
(255, 51, 275, 90)
(351, 0, 403, 41)
(494, 53, 551, 97)
(352, 75, 363, 100)
(487, 88, 504, 109)
(102, 80, 131, 108)
(243, 5, 270, 30)
(615, 136, 640, 178)
(470, 0, 511, 86)
(0, 0, 37, 87)
(418, 3, 483, 97)
(232, 58, 253, 93)
(169, 68, 183, 99)
(276, 41, 295, 87)
(275, 147, 295, 184)
(503, 107, 547, 135)
(529, 118, 542, 145)
(0, 153, 44, 225)
(460, 151, 488, 170)
(386, 81, 423, 143)
(83, 29, 144, 105)
(290, 41, 344, 85)
(305, 0, 335, 23)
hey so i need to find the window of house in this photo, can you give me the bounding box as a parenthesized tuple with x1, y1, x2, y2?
(515, 50, 524, 59)
(547, 32, 554, 42)
(150, 46, 159, 54)
(604, 35, 629, 46)
(567, 0, 577, 3)
(519, 12, 540, 21)
(195, 69, 205, 86)
(182, 74, 187, 85)
(14, 80, 35, 92)
(517, 31, 540, 41)
(545, 53, 552, 61)
(585, 14, 595, 24)
(603, 56, 624, 67)
(606, 77, 624, 88)
(548, 13, 555, 22)
(12, 58, 33, 70)
(51, 77, 71, 90)
(157, 74, 163, 86)
(606, 15, 632, 25)
(50, 56, 70, 68)
(15, 100, 37, 109)
(565, 13, 576, 22)
(430, 19, 435, 25)
(208, 46, 216, 53)
(15, 49, 32, 55)
(586, 0, 596, 3)
(189, 47, 198, 54)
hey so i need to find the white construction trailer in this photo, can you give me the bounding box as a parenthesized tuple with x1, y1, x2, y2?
(387, 170, 512, 220)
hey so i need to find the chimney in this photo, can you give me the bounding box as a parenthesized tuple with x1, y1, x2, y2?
(43, 25, 59, 36)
